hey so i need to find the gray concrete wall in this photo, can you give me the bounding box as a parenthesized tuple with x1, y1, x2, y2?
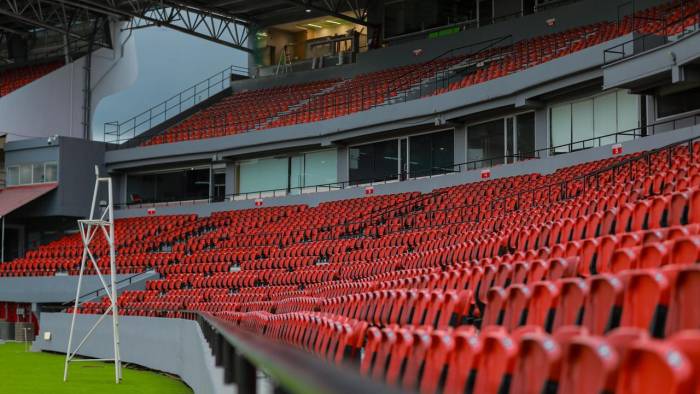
(0, 272, 156, 303)
(34, 313, 231, 394)
(4, 140, 59, 166)
(604, 30, 700, 90)
(113, 123, 700, 219)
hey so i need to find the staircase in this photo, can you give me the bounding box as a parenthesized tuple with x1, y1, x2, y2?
(255, 79, 351, 129)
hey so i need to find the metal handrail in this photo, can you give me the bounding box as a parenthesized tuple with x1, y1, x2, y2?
(603, 2, 700, 64)
(114, 111, 700, 209)
(197, 313, 400, 394)
(70, 270, 156, 306)
(104, 64, 248, 143)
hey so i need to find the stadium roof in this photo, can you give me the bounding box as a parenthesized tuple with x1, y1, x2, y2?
(0, 0, 373, 54)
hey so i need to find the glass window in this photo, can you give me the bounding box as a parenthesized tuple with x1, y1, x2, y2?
(384, 1, 407, 37)
(127, 168, 211, 203)
(213, 170, 226, 201)
(32, 163, 45, 183)
(479, 0, 494, 26)
(617, 91, 639, 143)
(572, 100, 594, 149)
(127, 174, 156, 203)
(44, 162, 58, 182)
(516, 113, 535, 158)
(304, 150, 337, 186)
(349, 139, 399, 184)
(468, 119, 505, 166)
(7, 166, 19, 186)
(506, 118, 514, 162)
(617, 91, 639, 130)
(551, 90, 640, 152)
(19, 164, 32, 185)
(657, 87, 700, 118)
(551, 104, 572, 153)
(239, 158, 289, 194)
(290, 156, 304, 190)
(409, 130, 455, 177)
(594, 92, 618, 146)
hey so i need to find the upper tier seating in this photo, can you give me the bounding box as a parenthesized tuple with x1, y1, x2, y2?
(141, 0, 700, 146)
(143, 80, 341, 146)
(0, 61, 63, 97)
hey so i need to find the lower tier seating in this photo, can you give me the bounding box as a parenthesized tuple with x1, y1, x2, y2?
(42, 136, 700, 392)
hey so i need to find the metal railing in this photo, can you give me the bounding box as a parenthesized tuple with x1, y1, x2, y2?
(197, 313, 399, 394)
(115, 111, 700, 209)
(603, 2, 700, 64)
(41, 270, 157, 313)
(104, 64, 248, 144)
(60, 309, 398, 394)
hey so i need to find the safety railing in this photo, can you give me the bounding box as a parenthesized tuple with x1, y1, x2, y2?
(104, 64, 248, 144)
(603, 2, 700, 64)
(40, 270, 157, 313)
(197, 313, 398, 394)
(115, 111, 700, 210)
(59, 308, 397, 394)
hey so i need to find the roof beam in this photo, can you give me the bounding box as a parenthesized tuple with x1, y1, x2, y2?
(72, 0, 252, 52)
(0, 2, 111, 48)
(278, 0, 374, 27)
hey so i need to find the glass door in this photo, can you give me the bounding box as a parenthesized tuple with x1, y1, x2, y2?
(399, 138, 408, 180)
(467, 118, 505, 168)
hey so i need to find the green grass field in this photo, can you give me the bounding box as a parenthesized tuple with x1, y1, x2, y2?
(0, 342, 192, 394)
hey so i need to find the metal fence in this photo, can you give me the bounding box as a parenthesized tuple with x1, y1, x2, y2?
(104, 64, 248, 144)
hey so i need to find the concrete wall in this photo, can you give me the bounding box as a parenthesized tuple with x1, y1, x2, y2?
(113, 123, 700, 218)
(604, 30, 700, 90)
(0, 22, 138, 142)
(34, 313, 231, 394)
(0, 272, 156, 303)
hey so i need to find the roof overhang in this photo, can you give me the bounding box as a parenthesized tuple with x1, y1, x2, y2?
(0, 182, 58, 217)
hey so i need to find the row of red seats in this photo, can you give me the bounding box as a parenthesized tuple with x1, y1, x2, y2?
(0, 61, 63, 96)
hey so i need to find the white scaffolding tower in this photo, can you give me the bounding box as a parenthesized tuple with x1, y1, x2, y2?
(63, 166, 122, 384)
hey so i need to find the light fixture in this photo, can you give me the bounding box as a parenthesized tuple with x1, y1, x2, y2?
(307, 23, 322, 28)
(326, 20, 341, 25)
(306, 8, 312, 13)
